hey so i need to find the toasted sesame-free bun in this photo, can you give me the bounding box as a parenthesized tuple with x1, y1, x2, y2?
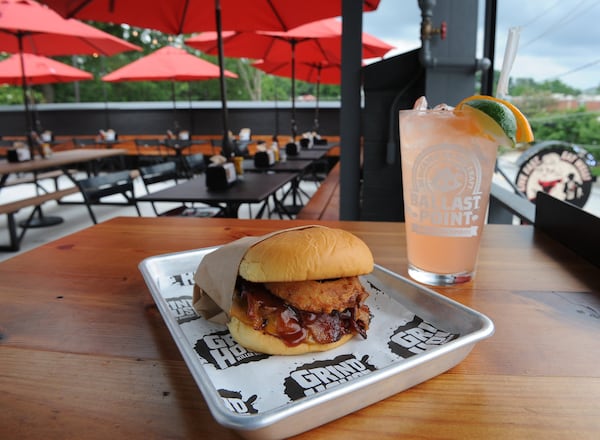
(238, 227, 374, 283)
(227, 316, 354, 355)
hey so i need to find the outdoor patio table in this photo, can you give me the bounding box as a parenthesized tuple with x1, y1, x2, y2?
(0, 217, 597, 439)
(243, 158, 315, 214)
(163, 139, 210, 176)
(0, 148, 128, 188)
(136, 171, 297, 218)
(286, 149, 328, 161)
(0, 148, 128, 227)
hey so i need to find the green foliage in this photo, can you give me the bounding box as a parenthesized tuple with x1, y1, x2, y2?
(530, 109, 600, 145)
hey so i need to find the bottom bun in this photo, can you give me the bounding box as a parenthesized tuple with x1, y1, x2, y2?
(228, 316, 354, 355)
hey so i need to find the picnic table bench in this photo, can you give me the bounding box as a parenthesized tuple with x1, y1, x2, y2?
(296, 161, 340, 220)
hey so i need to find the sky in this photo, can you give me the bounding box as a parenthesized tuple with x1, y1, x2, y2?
(362, 0, 600, 92)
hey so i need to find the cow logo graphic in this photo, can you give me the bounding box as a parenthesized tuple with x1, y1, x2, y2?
(516, 142, 594, 208)
(218, 389, 258, 414)
(283, 354, 377, 400)
(194, 330, 269, 369)
(389, 316, 458, 358)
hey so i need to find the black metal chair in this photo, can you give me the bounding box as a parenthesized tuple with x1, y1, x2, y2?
(75, 170, 141, 224)
(134, 138, 165, 166)
(183, 153, 206, 178)
(138, 161, 184, 216)
(72, 137, 98, 149)
(138, 161, 222, 218)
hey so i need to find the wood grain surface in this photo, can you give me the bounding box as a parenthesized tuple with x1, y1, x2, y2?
(0, 217, 598, 439)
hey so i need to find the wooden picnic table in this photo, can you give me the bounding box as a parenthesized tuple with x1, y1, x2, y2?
(0, 217, 598, 439)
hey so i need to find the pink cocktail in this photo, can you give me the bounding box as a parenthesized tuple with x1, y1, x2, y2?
(399, 104, 505, 285)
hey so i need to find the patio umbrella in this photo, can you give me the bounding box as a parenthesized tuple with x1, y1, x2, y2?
(102, 46, 238, 130)
(0, 0, 141, 136)
(252, 59, 344, 133)
(186, 17, 393, 138)
(42, 0, 381, 153)
(0, 52, 93, 85)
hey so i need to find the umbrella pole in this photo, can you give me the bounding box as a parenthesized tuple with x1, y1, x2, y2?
(215, 0, 232, 156)
(274, 76, 279, 140)
(101, 56, 111, 128)
(171, 79, 179, 131)
(17, 36, 33, 139)
(290, 39, 297, 141)
(188, 81, 194, 134)
(313, 64, 321, 133)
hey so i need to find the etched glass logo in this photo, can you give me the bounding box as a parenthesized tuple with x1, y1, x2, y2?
(408, 144, 483, 237)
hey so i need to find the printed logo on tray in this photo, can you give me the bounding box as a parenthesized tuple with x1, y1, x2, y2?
(388, 316, 458, 358)
(218, 389, 258, 414)
(283, 354, 377, 400)
(194, 329, 269, 369)
(169, 271, 195, 287)
(165, 295, 200, 324)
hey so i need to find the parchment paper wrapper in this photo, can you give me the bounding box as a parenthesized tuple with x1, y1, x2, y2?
(192, 225, 323, 324)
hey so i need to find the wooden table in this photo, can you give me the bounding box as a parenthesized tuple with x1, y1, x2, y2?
(137, 172, 297, 218)
(0, 149, 128, 231)
(0, 218, 598, 439)
(0, 148, 128, 188)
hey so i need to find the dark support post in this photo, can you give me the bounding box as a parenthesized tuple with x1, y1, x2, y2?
(481, 0, 497, 95)
(215, 0, 232, 156)
(340, 0, 363, 220)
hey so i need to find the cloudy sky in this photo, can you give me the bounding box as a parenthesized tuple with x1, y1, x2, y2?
(362, 0, 600, 91)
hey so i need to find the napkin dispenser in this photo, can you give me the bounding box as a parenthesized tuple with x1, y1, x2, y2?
(285, 142, 299, 156)
(206, 162, 237, 190)
(254, 150, 275, 168)
(299, 138, 311, 149)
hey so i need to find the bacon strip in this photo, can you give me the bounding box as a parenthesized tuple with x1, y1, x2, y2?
(235, 279, 370, 347)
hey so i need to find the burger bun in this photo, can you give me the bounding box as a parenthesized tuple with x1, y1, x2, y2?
(228, 316, 354, 356)
(239, 226, 373, 283)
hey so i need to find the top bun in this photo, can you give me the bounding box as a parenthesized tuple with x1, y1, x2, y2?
(238, 226, 374, 282)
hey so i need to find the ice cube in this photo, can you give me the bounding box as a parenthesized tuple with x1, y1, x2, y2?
(413, 96, 428, 110)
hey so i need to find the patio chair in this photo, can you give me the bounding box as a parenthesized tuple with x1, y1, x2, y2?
(183, 153, 206, 178)
(72, 137, 98, 149)
(134, 138, 165, 166)
(138, 161, 219, 217)
(75, 170, 141, 224)
(139, 161, 184, 216)
(72, 137, 122, 172)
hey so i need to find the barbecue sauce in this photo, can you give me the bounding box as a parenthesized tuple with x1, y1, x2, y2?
(235, 280, 366, 347)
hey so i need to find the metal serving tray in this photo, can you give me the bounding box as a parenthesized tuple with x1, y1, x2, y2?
(139, 247, 494, 440)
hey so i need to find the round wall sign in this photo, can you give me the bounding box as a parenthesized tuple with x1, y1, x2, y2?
(515, 141, 595, 208)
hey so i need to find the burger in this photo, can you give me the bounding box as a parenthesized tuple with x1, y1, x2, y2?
(225, 227, 374, 355)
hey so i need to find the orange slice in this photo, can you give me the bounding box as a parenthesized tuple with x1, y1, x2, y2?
(456, 94, 535, 144)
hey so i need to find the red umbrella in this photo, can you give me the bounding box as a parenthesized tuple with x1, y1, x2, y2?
(0, 0, 141, 134)
(0, 0, 141, 56)
(42, 0, 381, 153)
(103, 46, 237, 82)
(253, 60, 342, 85)
(187, 17, 393, 137)
(41, 1, 381, 35)
(187, 18, 393, 63)
(0, 52, 93, 85)
(252, 59, 344, 132)
(103, 46, 238, 129)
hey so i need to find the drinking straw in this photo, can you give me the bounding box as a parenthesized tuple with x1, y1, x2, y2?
(496, 26, 521, 98)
